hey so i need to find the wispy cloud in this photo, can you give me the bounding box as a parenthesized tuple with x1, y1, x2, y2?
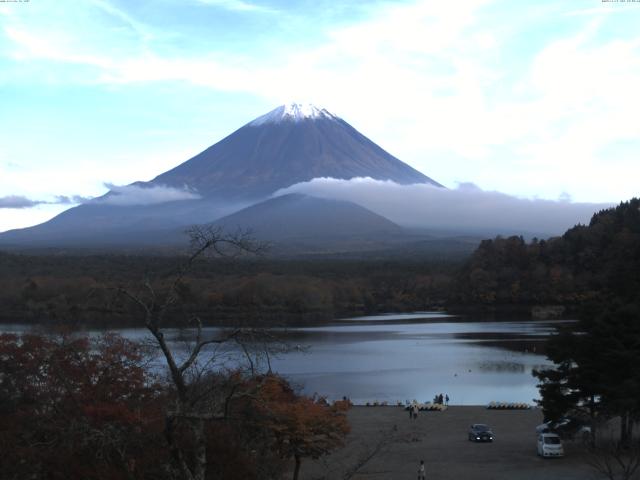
(54, 195, 93, 205)
(193, 0, 276, 13)
(565, 4, 640, 17)
(275, 178, 611, 236)
(0, 184, 200, 209)
(0, 195, 41, 209)
(4, 25, 112, 68)
(95, 183, 201, 206)
(0, 194, 91, 209)
(89, 0, 156, 42)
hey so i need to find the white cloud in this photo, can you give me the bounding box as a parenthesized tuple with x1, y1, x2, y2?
(89, 0, 155, 41)
(193, 0, 275, 13)
(4, 26, 112, 68)
(565, 4, 640, 17)
(95, 183, 201, 206)
(275, 177, 611, 236)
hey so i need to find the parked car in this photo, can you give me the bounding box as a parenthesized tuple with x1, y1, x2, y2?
(468, 424, 494, 442)
(537, 433, 564, 457)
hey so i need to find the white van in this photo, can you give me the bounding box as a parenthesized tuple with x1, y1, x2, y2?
(537, 432, 564, 458)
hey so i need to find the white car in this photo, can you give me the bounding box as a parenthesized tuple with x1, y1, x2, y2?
(537, 433, 564, 458)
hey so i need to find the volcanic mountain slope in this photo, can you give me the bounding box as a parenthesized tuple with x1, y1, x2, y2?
(215, 193, 402, 241)
(150, 103, 441, 200)
(0, 198, 236, 248)
(0, 103, 441, 249)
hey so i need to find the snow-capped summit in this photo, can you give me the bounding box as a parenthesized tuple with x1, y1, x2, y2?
(249, 102, 338, 126)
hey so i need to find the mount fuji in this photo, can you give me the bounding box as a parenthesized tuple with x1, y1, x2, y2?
(149, 103, 440, 200)
(0, 103, 444, 251)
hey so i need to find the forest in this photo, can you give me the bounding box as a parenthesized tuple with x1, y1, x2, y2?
(1, 199, 639, 327)
(0, 252, 458, 327)
(454, 197, 640, 309)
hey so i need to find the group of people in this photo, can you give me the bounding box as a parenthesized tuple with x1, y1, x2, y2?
(408, 393, 450, 420)
(433, 393, 449, 405)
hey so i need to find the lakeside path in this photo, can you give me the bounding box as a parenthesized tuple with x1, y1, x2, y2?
(299, 406, 599, 480)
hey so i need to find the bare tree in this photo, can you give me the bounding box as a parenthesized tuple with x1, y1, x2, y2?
(116, 226, 269, 480)
(587, 440, 640, 480)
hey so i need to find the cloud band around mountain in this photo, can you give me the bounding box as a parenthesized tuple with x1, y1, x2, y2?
(275, 177, 612, 237)
(0, 184, 200, 209)
(95, 183, 201, 206)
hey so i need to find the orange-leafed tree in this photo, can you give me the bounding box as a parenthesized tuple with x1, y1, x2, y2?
(254, 375, 350, 480)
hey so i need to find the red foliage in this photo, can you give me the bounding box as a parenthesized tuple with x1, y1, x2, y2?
(0, 334, 351, 480)
(251, 375, 350, 479)
(0, 332, 165, 479)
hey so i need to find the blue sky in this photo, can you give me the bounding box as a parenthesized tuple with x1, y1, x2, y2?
(1, 0, 639, 232)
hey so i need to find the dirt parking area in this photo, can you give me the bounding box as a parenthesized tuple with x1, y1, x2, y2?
(299, 406, 601, 480)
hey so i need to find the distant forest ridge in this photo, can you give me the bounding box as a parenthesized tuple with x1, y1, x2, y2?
(1, 198, 637, 327)
(453, 198, 640, 308)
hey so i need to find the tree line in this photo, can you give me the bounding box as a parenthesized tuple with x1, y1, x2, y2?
(452, 198, 640, 310)
(0, 253, 457, 327)
(531, 199, 640, 446)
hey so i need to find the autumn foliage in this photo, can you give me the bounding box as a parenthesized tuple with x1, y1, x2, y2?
(252, 375, 350, 480)
(0, 332, 165, 479)
(0, 334, 350, 480)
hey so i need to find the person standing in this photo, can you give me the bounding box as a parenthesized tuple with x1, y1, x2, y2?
(412, 404, 419, 419)
(445, 394, 449, 406)
(418, 460, 426, 480)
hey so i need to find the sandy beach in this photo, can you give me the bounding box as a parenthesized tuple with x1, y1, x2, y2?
(298, 406, 599, 480)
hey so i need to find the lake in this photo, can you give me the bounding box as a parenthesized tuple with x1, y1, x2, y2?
(2, 312, 562, 406)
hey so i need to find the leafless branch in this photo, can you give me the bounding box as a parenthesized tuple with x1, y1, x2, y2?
(587, 439, 640, 480)
(100, 226, 273, 480)
(178, 326, 241, 375)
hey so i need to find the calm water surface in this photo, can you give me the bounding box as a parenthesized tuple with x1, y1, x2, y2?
(3, 312, 563, 405)
(268, 312, 559, 405)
